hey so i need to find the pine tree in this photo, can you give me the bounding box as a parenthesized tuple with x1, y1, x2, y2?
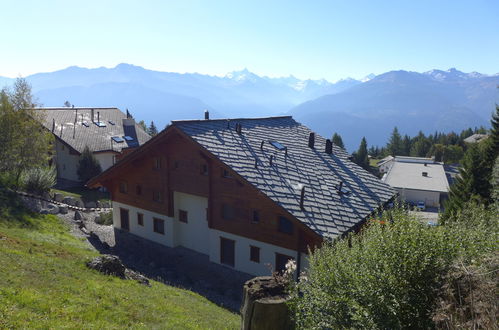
(353, 137, 369, 170)
(332, 133, 345, 149)
(148, 121, 158, 136)
(76, 146, 102, 183)
(138, 120, 147, 132)
(387, 127, 403, 156)
(478, 105, 499, 201)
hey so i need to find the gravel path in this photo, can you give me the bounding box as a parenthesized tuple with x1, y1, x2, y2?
(57, 210, 251, 312)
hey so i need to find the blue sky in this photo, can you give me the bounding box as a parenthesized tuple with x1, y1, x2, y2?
(1, 0, 498, 81)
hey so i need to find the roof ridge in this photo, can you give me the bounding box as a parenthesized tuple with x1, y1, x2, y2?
(171, 115, 292, 124)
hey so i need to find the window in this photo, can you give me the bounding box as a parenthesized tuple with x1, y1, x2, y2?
(278, 216, 293, 234)
(136, 184, 142, 195)
(200, 164, 208, 175)
(96, 122, 106, 127)
(250, 246, 260, 263)
(275, 253, 294, 273)
(153, 218, 165, 234)
(221, 204, 235, 220)
(119, 181, 128, 194)
(221, 168, 232, 178)
(137, 213, 144, 226)
(252, 210, 260, 224)
(124, 136, 134, 141)
(153, 190, 162, 203)
(153, 157, 161, 170)
(269, 140, 286, 150)
(112, 136, 124, 143)
(179, 209, 188, 223)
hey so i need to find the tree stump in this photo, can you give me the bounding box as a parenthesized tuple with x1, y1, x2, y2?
(240, 276, 292, 330)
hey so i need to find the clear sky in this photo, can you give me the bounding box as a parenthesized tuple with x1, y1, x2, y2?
(1, 0, 498, 81)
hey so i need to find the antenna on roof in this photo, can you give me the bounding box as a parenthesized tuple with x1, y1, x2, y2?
(300, 186, 306, 210)
(254, 158, 258, 169)
(52, 118, 55, 133)
(74, 109, 78, 124)
(269, 155, 273, 166)
(226, 120, 230, 129)
(236, 123, 242, 135)
(97, 112, 100, 125)
(91, 109, 94, 123)
(284, 147, 288, 157)
(204, 109, 209, 120)
(337, 181, 343, 194)
(260, 140, 264, 150)
(73, 123, 76, 139)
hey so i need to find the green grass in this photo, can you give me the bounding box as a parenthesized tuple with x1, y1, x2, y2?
(0, 190, 239, 329)
(51, 187, 110, 203)
(369, 158, 380, 167)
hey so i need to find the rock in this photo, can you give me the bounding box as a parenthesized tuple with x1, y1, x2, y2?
(40, 209, 49, 214)
(94, 215, 101, 224)
(53, 193, 63, 202)
(59, 205, 69, 214)
(62, 197, 75, 205)
(85, 201, 97, 209)
(46, 204, 59, 214)
(125, 269, 151, 286)
(43, 191, 52, 200)
(74, 210, 84, 220)
(87, 255, 127, 278)
(75, 199, 84, 208)
(96, 201, 102, 208)
(101, 201, 111, 208)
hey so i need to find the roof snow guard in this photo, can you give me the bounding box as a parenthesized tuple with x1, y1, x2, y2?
(172, 116, 395, 239)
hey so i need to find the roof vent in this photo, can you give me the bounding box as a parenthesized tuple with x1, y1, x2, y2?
(422, 171, 428, 177)
(260, 140, 264, 150)
(300, 186, 306, 210)
(325, 139, 333, 154)
(308, 132, 315, 148)
(52, 118, 55, 132)
(91, 109, 94, 123)
(204, 110, 209, 120)
(235, 123, 242, 135)
(254, 158, 258, 169)
(424, 163, 427, 167)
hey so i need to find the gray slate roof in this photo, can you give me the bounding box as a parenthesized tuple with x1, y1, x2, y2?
(384, 161, 449, 193)
(173, 116, 395, 239)
(38, 107, 151, 154)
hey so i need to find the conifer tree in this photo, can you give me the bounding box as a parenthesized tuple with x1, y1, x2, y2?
(148, 121, 158, 136)
(353, 137, 369, 170)
(77, 146, 102, 183)
(387, 127, 403, 156)
(332, 133, 345, 149)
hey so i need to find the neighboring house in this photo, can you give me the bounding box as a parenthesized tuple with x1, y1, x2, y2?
(37, 107, 150, 184)
(382, 156, 449, 208)
(88, 115, 395, 276)
(378, 155, 394, 173)
(463, 133, 488, 144)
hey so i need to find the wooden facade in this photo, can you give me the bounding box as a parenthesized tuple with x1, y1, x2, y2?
(95, 126, 322, 253)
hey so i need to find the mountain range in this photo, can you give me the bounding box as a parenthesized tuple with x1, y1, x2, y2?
(1, 64, 497, 151)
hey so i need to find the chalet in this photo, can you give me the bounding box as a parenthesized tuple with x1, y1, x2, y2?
(37, 107, 150, 185)
(382, 156, 449, 208)
(88, 115, 395, 276)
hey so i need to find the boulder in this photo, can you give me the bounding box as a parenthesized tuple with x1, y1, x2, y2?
(59, 205, 69, 214)
(46, 204, 59, 215)
(85, 201, 97, 209)
(125, 269, 151, 286)
(62, 197, 75, 205)
(43, 191, 52, 200)
(74, 210, 84, 220)
(40, 209, 49, 214)
(75, 199, 84, 208)
(94, 215, 101, 224)
(87, 255, 127, 278)
(53, 193, 63, 202)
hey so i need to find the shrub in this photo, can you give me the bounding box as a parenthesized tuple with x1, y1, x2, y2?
(21, 167, 56, 195)
(290, 204, 498, 329)
(77, 146, 102, 183)
(96, 211, 113, 225)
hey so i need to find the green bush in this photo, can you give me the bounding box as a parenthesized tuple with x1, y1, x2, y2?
(290, 204, 498, 329)
(21, 166, 56, 195)
(96, 211, 113, 225)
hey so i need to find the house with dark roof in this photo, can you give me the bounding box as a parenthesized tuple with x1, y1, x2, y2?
(37, 107, 150, 184)
(88, 115, 395, 276)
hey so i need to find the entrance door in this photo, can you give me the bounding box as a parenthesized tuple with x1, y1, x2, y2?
(120, 208, 129, 231)
(220, 237, 235, 267)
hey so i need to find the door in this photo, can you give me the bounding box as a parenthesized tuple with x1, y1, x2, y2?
(220, 237, 235, 267)
(120, 208, 129, 231)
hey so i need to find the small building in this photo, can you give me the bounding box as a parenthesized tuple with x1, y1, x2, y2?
(382, 156, 449, 208)
(38, 107, 150, 185)
(88, 115, 395, 276)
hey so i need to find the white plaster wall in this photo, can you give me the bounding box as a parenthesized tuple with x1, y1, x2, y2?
(209, 229, 307, 276)
(54, 139, 80, 181)
(94, 152, 115, 172)
(173, 191, 209, 254)
(397, 188, 440, 207)
(112, 201, 174, 247)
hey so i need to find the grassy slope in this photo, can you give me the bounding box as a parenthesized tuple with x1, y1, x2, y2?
(0, 191, 238, 329)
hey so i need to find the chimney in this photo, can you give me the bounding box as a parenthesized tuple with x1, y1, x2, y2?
(204, 110, 209, 120)
(236, 123, 242, 135)
(325, 139, 333, 154)
(269, 155, 273, 166)
(300, 186, 306, 210)
(97, 112, 100, 125)
(285, 147, 288, 157)
(91, 109, 94, 123)
(308, 132, 315, 148)
(422, 172, 428, 177)
(52, 118, 55, 132)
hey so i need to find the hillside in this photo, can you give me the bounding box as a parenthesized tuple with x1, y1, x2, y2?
(0, 190, 238, 329)
(290, 69, 499, 150)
